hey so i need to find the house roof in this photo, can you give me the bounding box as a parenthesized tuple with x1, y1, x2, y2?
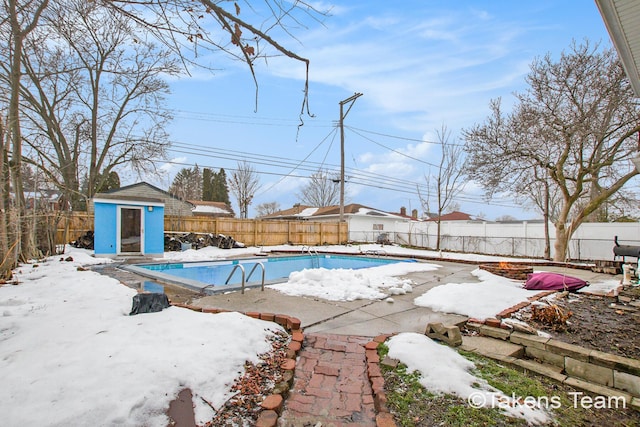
(314, 204, 398, 217)
(260, 204, 317, 219)
(189, 200, 235, 216)
(263, 203, 408, 220)
(426, 211, 475, 221)
(596, 0, 640, 96)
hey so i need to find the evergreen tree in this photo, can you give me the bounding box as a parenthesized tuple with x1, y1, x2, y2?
(202, 168, 214, 201)
(169, 165, 202, 200)
(212, 169, 231, 204)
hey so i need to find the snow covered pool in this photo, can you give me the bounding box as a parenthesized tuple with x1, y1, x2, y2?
(124, 254, 415, 294)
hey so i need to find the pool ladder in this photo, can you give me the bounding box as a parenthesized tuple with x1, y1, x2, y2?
(301, 246, 320, 268)
(225, 262, 266, 294)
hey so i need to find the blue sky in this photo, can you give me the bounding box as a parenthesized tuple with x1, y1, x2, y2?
(136, 0, 613, 220)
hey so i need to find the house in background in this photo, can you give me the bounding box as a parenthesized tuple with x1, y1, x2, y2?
(426, 211, 477, 222)
(263, 203, 412, 242)
(388, 206, 420, 221)
(259, 204, 317, 220)
(189, 200, 235, 218)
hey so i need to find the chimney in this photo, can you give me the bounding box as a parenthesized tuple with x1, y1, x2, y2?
(412, 209, 418, 219)
(400, 206, 407, 216)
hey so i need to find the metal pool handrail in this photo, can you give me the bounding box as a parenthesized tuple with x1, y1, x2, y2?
(225, 264, 245, 293)
(225, 262, 266, 294)
(246, 262, 266, 292)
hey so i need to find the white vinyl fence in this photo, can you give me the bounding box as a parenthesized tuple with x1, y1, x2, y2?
(350, 220, 640, 261)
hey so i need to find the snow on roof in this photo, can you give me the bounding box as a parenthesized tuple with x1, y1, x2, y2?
(188, 200, 234, 216)
(296, 207, 319, 216)
(192, 205, 230, 214)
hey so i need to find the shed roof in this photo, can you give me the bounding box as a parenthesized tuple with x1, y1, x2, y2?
(92, 193, 163, 204)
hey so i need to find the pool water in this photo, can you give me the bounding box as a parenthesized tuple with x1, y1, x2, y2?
(125, 254, 414, 293)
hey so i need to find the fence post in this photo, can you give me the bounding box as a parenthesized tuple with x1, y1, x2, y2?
(253, 220, 258, 246)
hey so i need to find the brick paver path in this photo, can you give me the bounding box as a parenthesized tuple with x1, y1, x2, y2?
(279, 333, 376, 427)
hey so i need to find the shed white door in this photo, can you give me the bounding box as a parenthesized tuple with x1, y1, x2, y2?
(119, 207, 142, 253)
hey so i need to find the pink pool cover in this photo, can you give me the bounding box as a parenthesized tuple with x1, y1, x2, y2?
(524, 272, 588, 292)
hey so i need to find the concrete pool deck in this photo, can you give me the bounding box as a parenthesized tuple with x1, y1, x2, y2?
(95, 257, 619, 336)
(193, 260, 616, 336)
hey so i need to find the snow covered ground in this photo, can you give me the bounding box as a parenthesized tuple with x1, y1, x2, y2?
(0, 244, 623, 425)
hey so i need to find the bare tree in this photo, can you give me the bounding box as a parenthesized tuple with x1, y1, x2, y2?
(255, 201, 280, 217)
(1, 0, 50, 273)
(12, 0, 179, 209)
(418, 125, 467, 250)
(464, 41, 640, 261)
(101, 0, 326, 114)
(0, 0, 325, 277)
(0, 115, 11, 278)
(298, 169, 341, 207)
(229, 160, 260, 219)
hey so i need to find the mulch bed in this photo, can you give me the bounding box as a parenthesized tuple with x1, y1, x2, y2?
(522, 286, 640, 360)
(203, 330, 290, 426)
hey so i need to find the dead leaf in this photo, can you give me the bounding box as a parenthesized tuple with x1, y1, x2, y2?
(243, 44, 255, 56)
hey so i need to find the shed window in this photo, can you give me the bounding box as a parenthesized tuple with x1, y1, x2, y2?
(373, 224, 384, 231)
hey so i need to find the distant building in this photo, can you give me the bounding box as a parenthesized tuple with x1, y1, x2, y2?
(263, 203, 412, 243)
(389, 206, 420, 220)
(426, 211, 476, 222)
(258, 204, 317, 220)
(189, 200, 235, 218)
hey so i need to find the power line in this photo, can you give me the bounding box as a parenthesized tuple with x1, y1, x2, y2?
(345, 125, 467, 147)
(163, 140, 521, 208)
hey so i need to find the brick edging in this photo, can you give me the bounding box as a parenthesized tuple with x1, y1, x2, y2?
(364, 334, 398, 427)
(170, 302, 304, 427)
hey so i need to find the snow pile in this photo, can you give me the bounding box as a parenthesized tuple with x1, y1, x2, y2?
(386, 333, 550, 424)
(269, 262, 439, 301)
(413, 268, 539, 320)
(1, 250, 283, 426)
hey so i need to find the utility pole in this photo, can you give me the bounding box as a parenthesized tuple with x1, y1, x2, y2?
(338, 92, 362, 222)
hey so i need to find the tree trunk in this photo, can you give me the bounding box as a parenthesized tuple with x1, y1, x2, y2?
(9, 6, 26, 265)
(553, 224, 570, 262)
(543, 182, 551, 260)
(0, 119, 12, 279)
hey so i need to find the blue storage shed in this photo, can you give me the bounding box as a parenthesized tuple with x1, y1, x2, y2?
(92, 194, 165, 257)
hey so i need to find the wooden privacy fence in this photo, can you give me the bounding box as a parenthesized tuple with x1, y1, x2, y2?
(58, 213, 349, 246)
